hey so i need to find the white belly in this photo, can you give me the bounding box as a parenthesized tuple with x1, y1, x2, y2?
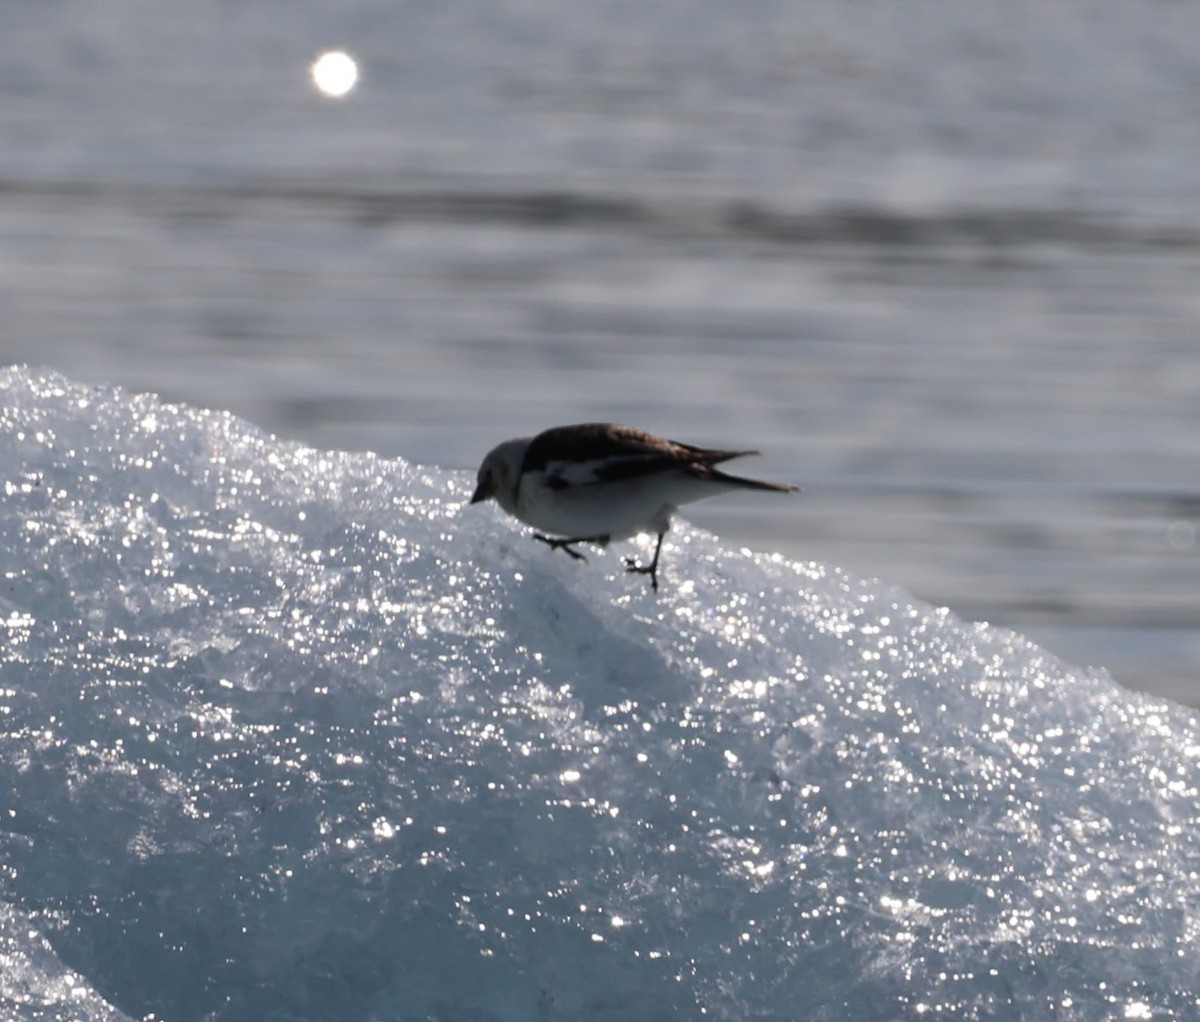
(513, 471, 732, 540)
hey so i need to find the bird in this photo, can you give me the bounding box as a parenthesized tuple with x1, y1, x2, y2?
(469, 422, 799, 591)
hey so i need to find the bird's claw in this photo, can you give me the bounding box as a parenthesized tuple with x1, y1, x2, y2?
(623, 556, 659, 592)
(533, 534, 588, 561)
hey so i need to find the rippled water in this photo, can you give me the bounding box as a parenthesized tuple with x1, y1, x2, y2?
(1, 0, 1197, 700)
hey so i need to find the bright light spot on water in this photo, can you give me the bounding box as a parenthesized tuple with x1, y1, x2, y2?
(311, 50, 359, 98)
(1166, 519, 1195, 551)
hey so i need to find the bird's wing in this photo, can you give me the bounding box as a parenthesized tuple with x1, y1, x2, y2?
(545, 451, 683, 488)
(523, 423, 756, 486)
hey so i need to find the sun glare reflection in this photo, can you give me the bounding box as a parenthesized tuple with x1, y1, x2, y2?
(311, 50, 359, 98)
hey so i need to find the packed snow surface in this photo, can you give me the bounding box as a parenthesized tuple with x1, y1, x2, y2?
(1, 366, 1198, 1021)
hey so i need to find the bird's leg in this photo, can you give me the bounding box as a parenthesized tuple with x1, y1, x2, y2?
(532, 533, 608, 562)
(624, 531, 665, 592)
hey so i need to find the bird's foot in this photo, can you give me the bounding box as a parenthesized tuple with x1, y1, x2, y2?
(623, 556, 659, 592)
(533, 533, 607, 562)
(623, 531, 666, 593)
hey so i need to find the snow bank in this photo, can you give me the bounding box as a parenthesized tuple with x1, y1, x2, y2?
(1, 367, 1198, 1021)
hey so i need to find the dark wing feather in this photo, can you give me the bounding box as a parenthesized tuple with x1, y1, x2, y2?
(691, 464, 800, 493)
(522, 423, 756, 476)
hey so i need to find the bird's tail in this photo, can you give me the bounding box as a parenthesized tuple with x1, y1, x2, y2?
(702, 466, 800, 493)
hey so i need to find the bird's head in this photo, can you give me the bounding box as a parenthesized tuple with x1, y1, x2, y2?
(469, 436, 529, 514)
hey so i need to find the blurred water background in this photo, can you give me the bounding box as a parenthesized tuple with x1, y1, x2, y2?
(1, 0, 1197, 703)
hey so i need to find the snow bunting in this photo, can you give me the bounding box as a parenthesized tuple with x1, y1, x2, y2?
(470, 423, 798, 591)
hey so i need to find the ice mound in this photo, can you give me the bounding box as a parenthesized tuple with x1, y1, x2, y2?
(1, 366, 1198, 1021)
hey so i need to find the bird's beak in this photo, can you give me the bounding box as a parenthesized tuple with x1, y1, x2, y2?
(470, 479, 493, 504)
